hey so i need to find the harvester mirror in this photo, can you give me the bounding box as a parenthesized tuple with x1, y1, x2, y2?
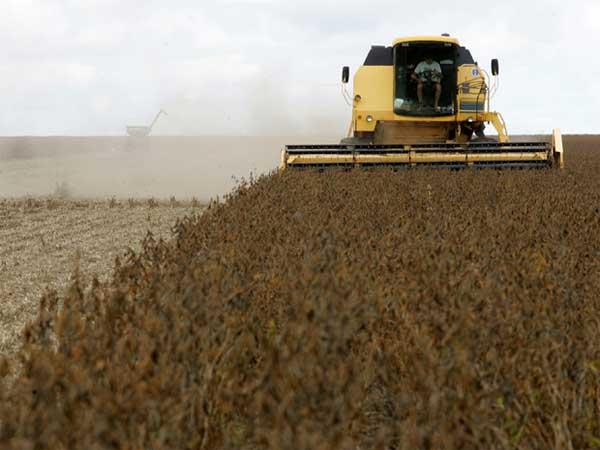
(342, 66, 350, 84)
(491, 59, 500, 76)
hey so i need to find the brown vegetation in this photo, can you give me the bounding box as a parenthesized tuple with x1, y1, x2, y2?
(0, 198, 203, 358)
(1, 137, 599, 449)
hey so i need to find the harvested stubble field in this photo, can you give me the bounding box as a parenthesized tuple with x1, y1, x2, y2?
(0, 198, 204, 357)
(0, 136, 599, 450)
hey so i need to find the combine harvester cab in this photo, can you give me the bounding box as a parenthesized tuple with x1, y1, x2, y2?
(281, 35, 564, 170)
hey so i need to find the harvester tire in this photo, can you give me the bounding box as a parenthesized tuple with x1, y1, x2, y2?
(475, 125, 486, 139)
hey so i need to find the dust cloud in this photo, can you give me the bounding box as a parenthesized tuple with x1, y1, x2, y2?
(0, 136, 337, 201)
(0, 65, 349, 201)
(155, 65, 349, 137)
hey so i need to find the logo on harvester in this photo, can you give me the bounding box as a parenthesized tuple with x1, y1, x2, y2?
(472, 69, 479, 76)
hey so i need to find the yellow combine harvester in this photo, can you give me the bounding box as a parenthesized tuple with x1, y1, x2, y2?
(281, 35, 564, 170)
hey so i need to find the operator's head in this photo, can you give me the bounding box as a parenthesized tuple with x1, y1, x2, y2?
(425, 55, 434, 63)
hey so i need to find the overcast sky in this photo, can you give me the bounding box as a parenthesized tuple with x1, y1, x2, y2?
(1, 0, 598, 136)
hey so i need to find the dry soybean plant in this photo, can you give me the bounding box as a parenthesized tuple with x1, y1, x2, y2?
(0, 137, 599, 450)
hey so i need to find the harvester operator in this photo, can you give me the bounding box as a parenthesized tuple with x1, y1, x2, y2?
(411, 56, 443, 111)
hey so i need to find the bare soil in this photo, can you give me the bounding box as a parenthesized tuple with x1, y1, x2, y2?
(0, 198, 203, 357)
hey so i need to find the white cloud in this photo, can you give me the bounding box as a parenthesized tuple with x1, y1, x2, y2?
(0, 0, 69, 40)
(0, 0, 597, 135)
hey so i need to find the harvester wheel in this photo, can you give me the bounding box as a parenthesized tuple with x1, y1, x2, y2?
(471, 124, 498, 143)
(475, 126, 486, 139)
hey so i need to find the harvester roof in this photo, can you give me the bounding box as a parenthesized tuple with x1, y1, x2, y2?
(393, 35, 460, 46)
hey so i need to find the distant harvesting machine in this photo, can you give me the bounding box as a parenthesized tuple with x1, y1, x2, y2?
(127, 109, 167, 138)
(281, 35, 564, 170)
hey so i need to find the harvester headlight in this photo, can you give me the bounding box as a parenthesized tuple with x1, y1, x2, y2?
(467, 117, 474, 123)
(366, 115, 374, 123)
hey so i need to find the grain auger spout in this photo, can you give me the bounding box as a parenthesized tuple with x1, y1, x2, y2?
(281, 35, 564, 170)
(126, 109, 168, 138)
